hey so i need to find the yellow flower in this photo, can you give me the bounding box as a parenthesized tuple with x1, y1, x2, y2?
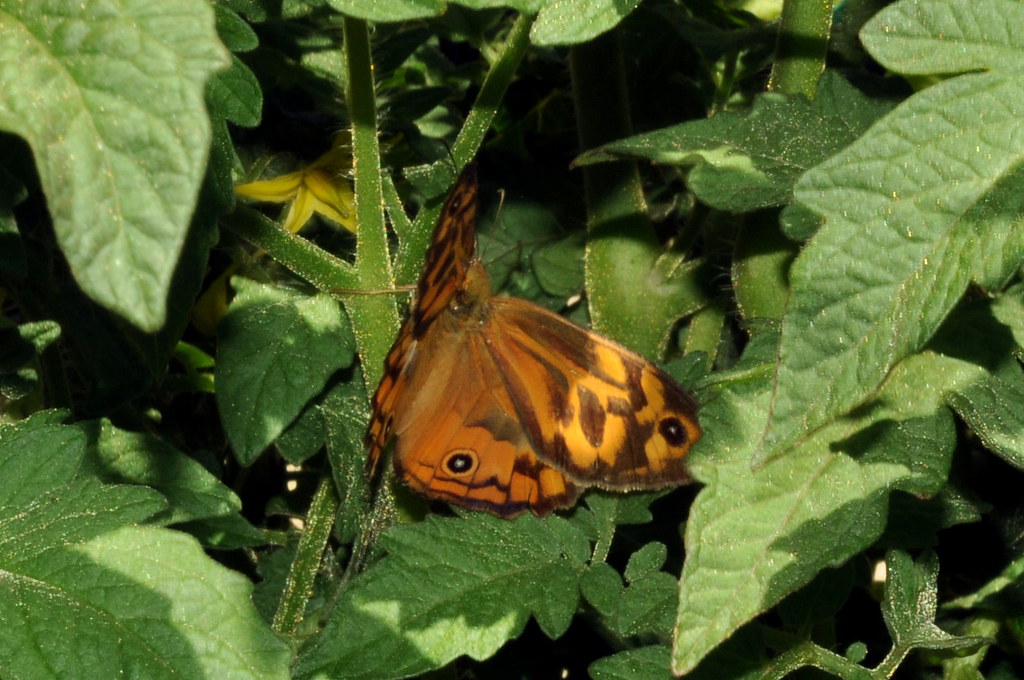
(235, 146, 357, 234)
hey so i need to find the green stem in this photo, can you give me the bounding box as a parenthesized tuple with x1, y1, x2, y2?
(768, 0, 835, 97)
(394, 12, 535, 284)
(570, 31, 666, 359)
(272, 476, 339, 636)
(223, 205, 355, 291)
(757, 636, 873, 680)
(450, 14, 534, 167)
(345, 16, 400, 392)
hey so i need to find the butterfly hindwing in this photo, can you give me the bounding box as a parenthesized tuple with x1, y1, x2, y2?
(483, 297, 700, 490)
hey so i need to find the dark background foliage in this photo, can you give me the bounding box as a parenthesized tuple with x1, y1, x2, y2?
(1, 0, 1023, 678)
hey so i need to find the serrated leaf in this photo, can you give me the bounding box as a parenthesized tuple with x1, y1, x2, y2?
(0, 1, 230, 330)
(0, 526, 290, 679)
(577, 72, 892, 212)
(580, 563, 624, 618)
(295, 514, 590, 680)
(672, 362, 956, 674)
(861, 0, 1024, 75)
(882, 551, 989, 659)
(625, 542, 667, 583)
(217, 280, 355, 464)
(617, 570, 677, 637)
(761, 70, 1024, 457)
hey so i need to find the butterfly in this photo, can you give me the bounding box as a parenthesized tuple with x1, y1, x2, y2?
(366, 166, 701, 518)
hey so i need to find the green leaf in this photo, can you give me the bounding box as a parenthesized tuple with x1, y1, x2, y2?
(591, 645, 674, 680)
(0, 415, 286, 677)
(530, 0, 642, 46)
(761, 70, 1024, 457)
(80, 419, 245, 526)
(624, 542, 667, 582)
(861, 0, 1024, 75)
(992, 282, 1024, 351)
(600, 631, 767, 680)
(217, 279, 355, 464)
(334, 0, 645, 45)
(0, 0, 230, 330)
(207, 55, 263, 127)
(672, 360, 956, 674)
(580, 562, 624, 618)
(617, 569, 677, 637)
(177, 512, 269, 550)
(532, 233, 585, 298)
(947, 366, 1024, 471)
(325, 0, 446, 22)
(322, 368, 372, 544)
(881, 551, 989, 664)
(577, 72, 893, 212)
(0, 413, 87, 507)
(0, 526, 290, 679)
(0, 320, 60, 401)
(0, 418, 164, 557)
(295, 514, 590, 680)
(945, 551, 1024, 611)
(276, 401, 326, 464)
(776, 564, 856, 634)
(214, 5, 259, 52)
(580, 544, 676, 640)
(732, 215, 799, 321)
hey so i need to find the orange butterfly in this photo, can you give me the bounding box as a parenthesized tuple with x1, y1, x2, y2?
(366, 167, 701, 518)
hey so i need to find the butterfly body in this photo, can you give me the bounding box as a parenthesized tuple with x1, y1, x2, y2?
(367, 168, 701, 518)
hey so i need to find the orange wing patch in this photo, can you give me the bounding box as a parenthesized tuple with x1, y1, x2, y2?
(366, 166, 701, 517)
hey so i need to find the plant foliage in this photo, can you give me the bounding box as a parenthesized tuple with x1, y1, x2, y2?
(1, 0, 1023, 678)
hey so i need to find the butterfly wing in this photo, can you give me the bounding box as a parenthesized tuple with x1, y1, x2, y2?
(367, 166, 701, 517)
(409, 166, 478, 337)
(389, 309, 579, 517)
(483, 296, 701, 490)
(366, 167, 480, 473)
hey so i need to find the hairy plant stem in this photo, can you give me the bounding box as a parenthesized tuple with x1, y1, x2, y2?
(768, 0, 835, 96)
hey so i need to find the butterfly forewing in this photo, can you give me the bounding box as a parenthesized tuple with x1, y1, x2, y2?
(410, 166, 479, 338)
(366, 168, 480, 474)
